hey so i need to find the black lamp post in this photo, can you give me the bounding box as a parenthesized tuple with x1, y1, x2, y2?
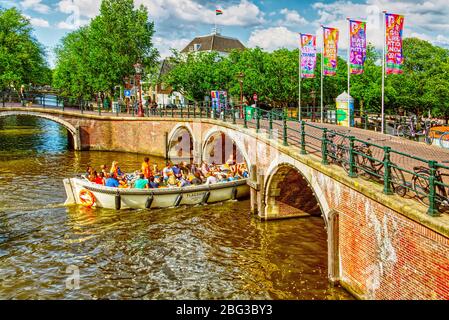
(237, 72, 245, 118)
(134, 62, 144, 117)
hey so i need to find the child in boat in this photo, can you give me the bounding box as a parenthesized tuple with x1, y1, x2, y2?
(148, 176, 159, 189)
(110, 161, 123, 178)
(94, 172, 106, 185)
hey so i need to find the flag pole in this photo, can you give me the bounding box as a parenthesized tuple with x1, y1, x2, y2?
(299, 34, 302, 122)
(321, 25, 324, 123)
(347, 18, 351, 128)
(381, 11, 387, 134)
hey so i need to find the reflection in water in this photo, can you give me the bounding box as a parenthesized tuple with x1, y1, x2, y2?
(0, 115, 352, 299)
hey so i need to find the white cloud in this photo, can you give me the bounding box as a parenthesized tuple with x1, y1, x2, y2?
(248, 27, 298, 51)
(23, 14, 50, 27)
(58, 0, 101, 19)
(279, 8, 308, 26)
(153, 37, 190, 58)
(20, 0, 51, 14)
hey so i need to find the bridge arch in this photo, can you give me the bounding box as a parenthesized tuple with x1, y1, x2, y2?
(263, 160, 340, 283)
(167, 123, 197, 163)
(201, 127, 250, 167)
(0, 111, 80, 150)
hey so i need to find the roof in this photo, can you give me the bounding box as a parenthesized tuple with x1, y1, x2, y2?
(181, 34, 246, 54)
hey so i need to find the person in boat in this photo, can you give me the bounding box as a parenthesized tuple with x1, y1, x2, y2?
(100, 164, 109, 178)
(205, 172, 218, 185)
(141, 157, 152, 179)
(86, 166, 95, 181)
(105, 175, 120, 188)
(118, 176, 129, 188)
(134, 173, 149, 189)
(94, 172, 106, 185)
(110, 161, 123, 178)
(200, 161, 210, 177)
(162, 162, 174, 181)
(172, 163, 182, 179)
(148, 176, 159, 189)
(167, 175, 178, 188)
(178, 174, 191, 187)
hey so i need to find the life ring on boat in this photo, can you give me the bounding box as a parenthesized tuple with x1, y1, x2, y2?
(79, 189, 96, 208)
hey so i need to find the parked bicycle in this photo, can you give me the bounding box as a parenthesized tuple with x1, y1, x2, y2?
(412, 162, 449, 210)
(396, 116, 436, 145)
(352, 138, 407, 197)
(325, 130, 351, 174)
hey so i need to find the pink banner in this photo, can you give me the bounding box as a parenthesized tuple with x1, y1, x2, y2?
(385, 13, 404, 74)
(323, 27, 339, 76)
(300, 34, 317, 78)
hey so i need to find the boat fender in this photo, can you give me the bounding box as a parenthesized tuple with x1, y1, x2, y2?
(231, 187, 238, 200)
(201, 191, 211, 205)
(174, 194, 183, 207)
(79, 189, 96, 208)
(145, 194, 154, 209)
(115, 190, 121, 210)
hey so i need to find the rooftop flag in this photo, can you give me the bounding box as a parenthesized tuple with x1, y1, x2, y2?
(216, 9, 223, 15)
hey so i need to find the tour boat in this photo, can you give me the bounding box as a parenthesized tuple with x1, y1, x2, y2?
(63, 176, 250, 210)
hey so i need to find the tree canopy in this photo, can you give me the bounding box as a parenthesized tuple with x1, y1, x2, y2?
(53, 0, 159, 99)
(162, 38, 449, 116)
(0, 7, 49, 91)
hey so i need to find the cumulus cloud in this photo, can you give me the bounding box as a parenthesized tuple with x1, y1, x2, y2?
(23, 14, 50, 27)
(153, 37, 191, 58)
(279, 8, 308, 26)
(20, 0, 51, 14)
(248, 27, 299, 51)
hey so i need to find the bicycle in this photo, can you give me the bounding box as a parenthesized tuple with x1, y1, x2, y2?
(412, 162, 449, 209)
(325, 130, 351, 174)
(352, 138, 407, 197)
(396, 116, 436, 145)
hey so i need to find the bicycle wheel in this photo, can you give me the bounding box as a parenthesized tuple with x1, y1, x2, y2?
(390, 166, 407, 197)
(396, 125, 404, 137)
(439, 132, 449, 149)
(354, 151, 374, 179)
(412, 171, 430, 206)
(425, 131, 435, 145)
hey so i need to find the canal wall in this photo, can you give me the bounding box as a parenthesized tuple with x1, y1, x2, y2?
(1, 107, 449, 300)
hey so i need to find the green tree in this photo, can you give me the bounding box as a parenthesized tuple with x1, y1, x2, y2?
(53, 0, 159, 98)
(0, 7, 48, 91)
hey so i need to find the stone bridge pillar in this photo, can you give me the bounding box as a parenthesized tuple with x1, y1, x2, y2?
(248, 165, 266, 219)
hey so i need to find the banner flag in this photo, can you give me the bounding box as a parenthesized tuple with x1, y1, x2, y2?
(349, 20, 367, 75)
(323, 27, 339, 76)
(300, 34, 317, 78)
(385, 13, 404, 74)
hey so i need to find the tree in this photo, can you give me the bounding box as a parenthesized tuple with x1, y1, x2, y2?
(0, 7, 48, 92)
(53, 0, 159, 98)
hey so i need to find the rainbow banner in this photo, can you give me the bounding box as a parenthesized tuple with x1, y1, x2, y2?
(385, 13, 404, 74)
(349, 20, 367, 75)
(323, 27, 339, 76)
(300, 34, 317, 78)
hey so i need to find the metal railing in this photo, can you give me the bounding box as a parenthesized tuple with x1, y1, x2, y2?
(1, 92, 449, 217)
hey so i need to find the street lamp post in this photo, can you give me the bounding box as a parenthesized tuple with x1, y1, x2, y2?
(134, 62, 144, 117)
(237, 72, 245, 119)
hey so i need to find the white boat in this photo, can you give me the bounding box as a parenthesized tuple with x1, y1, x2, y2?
(63, 177, 250, 210)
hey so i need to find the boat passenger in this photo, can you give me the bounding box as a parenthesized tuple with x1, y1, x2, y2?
(134, 174, 149, 189)
(94, 172, 106, 185)
(205, 173, 218, 185)
(178, 174, 191, 187)
(100, 164, 109, 178)
(110, 161, 123, 178)
(141, 157, 152, 179)
(105, 176, 120, 188)
(148, 176, 159, 189)
(172, 164, 182, 179)
(167, 175, 178, 188)
(163, 162, 174, 181)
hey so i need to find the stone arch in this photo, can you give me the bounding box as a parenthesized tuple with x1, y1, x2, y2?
(0, 111, 80, 150)
(263, 160, 340, 283)
(167, 123, 197, 163)
(201, 127, 251, 167)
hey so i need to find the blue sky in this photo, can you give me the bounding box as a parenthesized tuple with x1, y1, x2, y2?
(3, 0, 449, 67)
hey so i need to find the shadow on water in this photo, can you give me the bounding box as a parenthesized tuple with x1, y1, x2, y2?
(0, 115, 352, 300)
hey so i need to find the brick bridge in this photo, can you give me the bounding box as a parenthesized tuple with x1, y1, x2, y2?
(1, 105, 449, 300)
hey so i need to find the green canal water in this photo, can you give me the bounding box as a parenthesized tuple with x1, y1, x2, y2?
(0, 115, 352, 300)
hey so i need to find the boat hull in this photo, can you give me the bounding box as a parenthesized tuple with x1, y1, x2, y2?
(64, 177, 250, 210)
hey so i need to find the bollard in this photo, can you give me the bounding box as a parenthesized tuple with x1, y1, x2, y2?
(283, 109, 288, 146)
(268, 112, 273, 139)
(300, 120, 307, 155)
(256, 108, 261, 133)
(383, 146, 393, 194)
(321, 129, 329, 165)
(427, 161, 440, 217)
(243, 106, 248, 128)
(348, 137, 358, 178)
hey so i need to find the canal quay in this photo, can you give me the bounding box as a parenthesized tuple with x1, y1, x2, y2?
(1, 0, 449, 301)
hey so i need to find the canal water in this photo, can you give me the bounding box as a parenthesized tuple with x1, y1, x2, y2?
(0, 115, 352, 300)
